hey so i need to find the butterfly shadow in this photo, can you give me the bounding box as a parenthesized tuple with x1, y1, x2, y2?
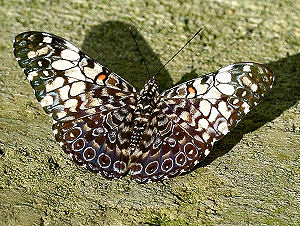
(81, 21, 173, 91)
(82, 22, 299, 172)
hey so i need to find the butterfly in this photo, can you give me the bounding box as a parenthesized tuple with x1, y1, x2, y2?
(13, 31, 274, 183)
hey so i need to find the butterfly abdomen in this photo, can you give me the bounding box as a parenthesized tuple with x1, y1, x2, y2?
(129, 115, 148, 150)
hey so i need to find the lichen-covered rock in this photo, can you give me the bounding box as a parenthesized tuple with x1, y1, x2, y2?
(0, 1, 299, 225)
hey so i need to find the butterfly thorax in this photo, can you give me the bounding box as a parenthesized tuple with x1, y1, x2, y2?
(129, 77, 159, 151)
(136, 77, 160, 114)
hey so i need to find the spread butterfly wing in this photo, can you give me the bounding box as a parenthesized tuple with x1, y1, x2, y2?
(13, 31, 137, 179)
(131, 62, 274, 182)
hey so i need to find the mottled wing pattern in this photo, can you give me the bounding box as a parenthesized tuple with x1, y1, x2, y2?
(13, 31, 137, 179)
(131, 63, 274, 182)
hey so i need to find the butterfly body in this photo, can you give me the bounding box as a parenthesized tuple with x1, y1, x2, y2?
(13, 31, 274, 183)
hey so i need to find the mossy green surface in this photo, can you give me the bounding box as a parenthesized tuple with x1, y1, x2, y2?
(0, 0, 299, 225)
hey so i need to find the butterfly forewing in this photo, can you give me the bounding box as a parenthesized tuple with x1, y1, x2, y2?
(14, 31, 137, 178)
(130, 63, 274, 182)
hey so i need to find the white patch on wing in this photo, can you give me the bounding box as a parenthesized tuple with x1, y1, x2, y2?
(52, 60, 74, 70)
(28, 35, 35, 41)
(217, 84, 235, 95)
(208, 107, 219, 122)
(198, 118, 209, 129)
(180, 111, 191, 122)
(199, 100, 211, 117)
(218, 101, 231, 119)
(233, 99, 239, 105)
(27, 51, 37, 58)
(70, 81, 86, 96)
(67, 77, 79, 83)
(84, 65, 101, 80)
(56, 111, 67, 119)
(243, 65, 251, 72)
(45, 77, 65, 92)
(202, 87, 222, 99)
(193, 80, 209, 94)
(204, 149, 210, 156)
(251, 83, 258, 92)
(58, 85, 70, 101)
(61, 49, 80, 61)
(27, 71, 38, 81)
(40, 95, 54, 107)
(242, 102, 250, 114)
(242, 76, 252, 87)
(218, 121, 229, 135)
(64, 99, 78, 112)
(202, 133, 210, 142)
(94, 63, 103, 73)
(37, 46, 50, 56)
(43, 36, 52, 43)
(87, 98, 101, 107)
(215, 71, 232, 83)
(65, 67, 85, 81)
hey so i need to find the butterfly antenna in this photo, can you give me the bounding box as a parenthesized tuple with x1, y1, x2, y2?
(155, 28, 202, 77)
(129, 27, 151, 78)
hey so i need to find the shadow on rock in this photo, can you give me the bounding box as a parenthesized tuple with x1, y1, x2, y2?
(81, 21, 173, 91)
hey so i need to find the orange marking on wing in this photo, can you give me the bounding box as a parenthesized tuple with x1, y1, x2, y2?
(97, 73, 107, 81)
(188, 86, 196, 94)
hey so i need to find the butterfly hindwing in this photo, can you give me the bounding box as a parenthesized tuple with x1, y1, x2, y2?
(130, 63, 274, 182)
(13, 31, 137, 178)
